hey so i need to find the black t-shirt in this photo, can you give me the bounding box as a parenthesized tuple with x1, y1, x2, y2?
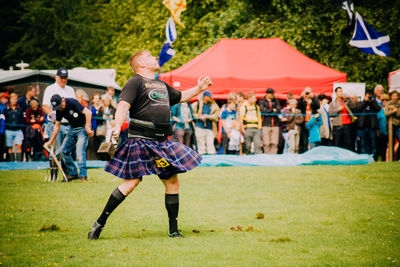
(118, 74, 182, 123)
(56, 98, 86, 128)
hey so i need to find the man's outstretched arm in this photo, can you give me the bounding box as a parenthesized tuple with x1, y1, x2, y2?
(180, 76, 213, 103)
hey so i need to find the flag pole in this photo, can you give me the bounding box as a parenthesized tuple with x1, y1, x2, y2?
(388, 116, 393, 162)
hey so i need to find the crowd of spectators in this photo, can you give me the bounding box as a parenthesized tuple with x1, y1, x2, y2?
(1, 80, 399, 162)
(0, 80, 118, 162)
(170, 85, 400, 161)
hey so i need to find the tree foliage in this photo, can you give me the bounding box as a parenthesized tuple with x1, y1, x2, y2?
(2, 0, 399, 89)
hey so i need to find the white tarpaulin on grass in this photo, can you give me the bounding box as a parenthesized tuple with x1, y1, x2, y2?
(0, 147, 373, 170)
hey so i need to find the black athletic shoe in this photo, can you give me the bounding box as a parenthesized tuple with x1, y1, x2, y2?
(168, 231, 184, 238)
(88, 221, 103, 240)
(67, 175, 79, 181)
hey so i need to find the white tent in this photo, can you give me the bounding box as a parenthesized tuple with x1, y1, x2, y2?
(389, 69, 400, 92)
(0, 68, 121, 90)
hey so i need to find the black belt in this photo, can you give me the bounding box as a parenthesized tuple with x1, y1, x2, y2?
(128, 118, 172, 142)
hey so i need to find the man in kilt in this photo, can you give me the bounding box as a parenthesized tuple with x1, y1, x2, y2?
(88, 50, 212, 239)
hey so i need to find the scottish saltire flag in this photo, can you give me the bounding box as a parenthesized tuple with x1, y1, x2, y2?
(349, 12, 390, 57)
(166, 17, 177, 43)
(158, 42, 176, 67)
(158, 17, 177, 67)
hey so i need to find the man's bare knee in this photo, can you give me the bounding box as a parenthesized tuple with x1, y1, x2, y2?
(118, 178, 141, 196)
(162, 175, 179, 194)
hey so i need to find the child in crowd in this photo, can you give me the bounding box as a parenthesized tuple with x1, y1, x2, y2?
(25, 99, 45, 126)
(285, 99, 303, 153)
(227, 120, 243, 154)
(306, 112, 323, 149)
(102, 95, 116, 142)
(220, 99, 237, 154)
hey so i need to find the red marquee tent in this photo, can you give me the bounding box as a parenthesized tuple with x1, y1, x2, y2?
(159, 38, 347, 99)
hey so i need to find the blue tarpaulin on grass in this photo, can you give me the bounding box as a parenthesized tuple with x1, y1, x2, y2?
(0, 146, 373, 171)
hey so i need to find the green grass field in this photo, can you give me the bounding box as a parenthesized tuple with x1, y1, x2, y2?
(0, 163, 399, 266)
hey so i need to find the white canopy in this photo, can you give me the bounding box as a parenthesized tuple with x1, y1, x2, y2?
(0, 68, 121, 90)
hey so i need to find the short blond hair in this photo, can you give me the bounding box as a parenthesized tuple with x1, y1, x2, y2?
(247, 92, 255, 99)
(10, 93, 18, 99)
(129, 50, 148, 72)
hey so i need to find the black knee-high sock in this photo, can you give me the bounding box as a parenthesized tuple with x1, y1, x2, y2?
(165, 194, 179, 234)
(97, 187, 126, 226)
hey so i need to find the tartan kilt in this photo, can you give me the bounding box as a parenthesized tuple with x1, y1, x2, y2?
(104, 137, 202, 179)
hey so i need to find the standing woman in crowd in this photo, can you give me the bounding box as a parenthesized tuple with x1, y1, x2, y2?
(76, 89, 90, 107)
(90, 94, 104, 155)
(102, 95, 116, 142)
(385, 91, 400, 161)
(4, 93, 25, 161)
(285, 99, 303, 153)
(297, 87, 320, 153)
(376, 94, 389, 161)
(171, 102, 194, 147)
(318, 94, 332, 146)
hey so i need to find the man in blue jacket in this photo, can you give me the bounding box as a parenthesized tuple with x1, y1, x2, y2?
(306, 112, 323, 149)
(5, 93, 25, 161)
(356, 90, 381, 158)
(44, 94, 94, 181)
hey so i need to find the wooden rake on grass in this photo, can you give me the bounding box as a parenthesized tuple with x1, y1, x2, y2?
(43, 145, 67, 182)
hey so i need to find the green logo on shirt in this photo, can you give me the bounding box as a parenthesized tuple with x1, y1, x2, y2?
(150, 91, 167, 99)
(149, 89, 168, 103)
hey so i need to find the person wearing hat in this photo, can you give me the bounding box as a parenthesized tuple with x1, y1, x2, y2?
(259, 88, 281, 154)
(44, 94, 94, 181)
(192, 90, 220, 154)
(0, 92, 10, 161)
(42, 68, 76, 160)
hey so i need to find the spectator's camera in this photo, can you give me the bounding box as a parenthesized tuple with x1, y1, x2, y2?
(368, 96, 373, 101)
